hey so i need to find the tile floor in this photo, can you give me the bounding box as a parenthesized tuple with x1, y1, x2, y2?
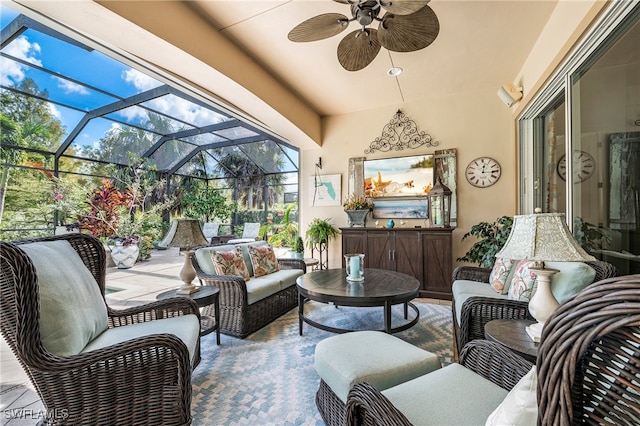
(1, 247, 451, 424)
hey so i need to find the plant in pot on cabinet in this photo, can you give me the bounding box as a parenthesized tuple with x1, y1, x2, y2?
(343, 193, 374, 227)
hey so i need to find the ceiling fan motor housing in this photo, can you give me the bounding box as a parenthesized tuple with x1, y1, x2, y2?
(352, 1, 382, 26)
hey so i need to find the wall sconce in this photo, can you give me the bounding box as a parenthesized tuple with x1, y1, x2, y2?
(497, 83, 523, 107)
(428, 177, 452, 227)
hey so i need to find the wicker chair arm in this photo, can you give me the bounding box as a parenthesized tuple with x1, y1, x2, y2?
(107, 298, 200, 327)
(452, 266, 491, 282)
(459, 339, 534, 391)
(277, 258, 307, 273)
(346, 381, 413, 426)
(457, 296, 532, 349)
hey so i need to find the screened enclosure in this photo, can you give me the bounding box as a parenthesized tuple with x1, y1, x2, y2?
(0, 5, 299, 241)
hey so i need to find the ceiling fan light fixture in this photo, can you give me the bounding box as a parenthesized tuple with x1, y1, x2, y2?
(387, 67, 403, 77)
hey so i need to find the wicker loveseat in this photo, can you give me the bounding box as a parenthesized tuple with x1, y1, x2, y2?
(192, 241, 306, 337)
(451, 259, 617, 357)
(346, 274, 640, 425)
(0, 233, 201, 425)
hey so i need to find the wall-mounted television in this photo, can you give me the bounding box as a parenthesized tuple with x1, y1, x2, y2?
(363, 154, 434, 198)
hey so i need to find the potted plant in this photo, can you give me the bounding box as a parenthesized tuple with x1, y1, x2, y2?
(343, 193, 374, 227)
(457, 216, 513, 268)
(305, 218, 339, 249)
(291, 235, 305, 259)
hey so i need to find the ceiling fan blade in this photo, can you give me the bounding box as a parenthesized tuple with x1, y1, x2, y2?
(381, 0, 430, 16)
(337, 28, 381, 71)
(333, 0, 357, 4)
(288, 13, 350, 42)
(378, 5, 439, 52)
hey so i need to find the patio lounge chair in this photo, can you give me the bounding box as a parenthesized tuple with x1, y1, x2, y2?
(228, 222, 261, 244)
(345, 274, 640, 425)
(0, 233, 201, 425)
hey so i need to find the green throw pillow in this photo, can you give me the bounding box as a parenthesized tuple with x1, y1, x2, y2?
(545, 261, 596, 304)
(20, 240, 108, 356)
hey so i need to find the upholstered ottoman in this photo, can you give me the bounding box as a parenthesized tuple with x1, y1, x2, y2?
(314, 331, 441, 426)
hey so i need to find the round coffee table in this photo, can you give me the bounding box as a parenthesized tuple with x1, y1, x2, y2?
(296, 268, 420, 335)
(156, 286, 220, 344)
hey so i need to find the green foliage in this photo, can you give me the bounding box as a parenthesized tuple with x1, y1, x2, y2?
(457, 216, 514, 268)
(267, 203, 298, 248)
(573, 217, 611, 253)
(343, 193, 374, 210)
(293, 235, 304, 253)
(305, 218, 339, 248)
(182, 184, 236, 222)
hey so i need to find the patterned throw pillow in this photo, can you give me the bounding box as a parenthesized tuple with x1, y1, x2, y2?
(248, 244, 280, 277)
(489, 257, 516, 293)
(508, 260, 542, 302)
(211, 248, 250, 281)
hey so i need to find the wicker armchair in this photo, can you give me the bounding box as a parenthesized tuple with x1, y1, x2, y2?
(345, 274, 640, 425)
(193, 254, 305, 337)
(452, 260, 618, 358)
(0, 234, 201, 425)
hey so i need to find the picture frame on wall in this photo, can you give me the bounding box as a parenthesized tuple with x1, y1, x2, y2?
(372, 197, 429, 219)
(309, 174, 341, 206)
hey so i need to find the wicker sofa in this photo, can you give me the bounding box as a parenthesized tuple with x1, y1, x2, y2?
(345, 275, 640, 425)
(192, 241, 306, 337)
(451, 259, 617, 357)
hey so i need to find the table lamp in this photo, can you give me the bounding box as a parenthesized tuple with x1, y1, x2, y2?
(159, 219, 209, 294)
(496, 211, 595, 342)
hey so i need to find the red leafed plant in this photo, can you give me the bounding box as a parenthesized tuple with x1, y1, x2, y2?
(80, 179, 134, 240)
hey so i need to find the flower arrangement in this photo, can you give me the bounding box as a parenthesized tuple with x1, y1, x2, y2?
(343, 193, 374, 211)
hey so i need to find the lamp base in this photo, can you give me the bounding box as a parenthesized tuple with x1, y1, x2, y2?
(525, 322, 543, 343)
(176, 283, 200, 295)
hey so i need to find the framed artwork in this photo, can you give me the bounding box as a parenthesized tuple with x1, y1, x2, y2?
(372, 197, 429, 219)
(309, 174, 341, 206)
(364, 154, 434, 197)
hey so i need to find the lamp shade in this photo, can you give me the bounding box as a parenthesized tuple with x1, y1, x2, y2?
(496, 213, 595, 262)
(159, 219, 208, 249)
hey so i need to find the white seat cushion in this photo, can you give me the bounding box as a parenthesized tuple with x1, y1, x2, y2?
(82, 315, 200, 366)
(383, 363, 508, 425)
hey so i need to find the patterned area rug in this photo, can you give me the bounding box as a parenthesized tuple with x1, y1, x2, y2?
(191, 301, 453, 425)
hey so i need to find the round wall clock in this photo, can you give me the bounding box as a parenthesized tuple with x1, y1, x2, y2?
(557, 150, 595, 182)
(465, 157, 502, 188)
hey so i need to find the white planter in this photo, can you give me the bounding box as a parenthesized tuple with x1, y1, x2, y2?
(106, 239, 140, 269)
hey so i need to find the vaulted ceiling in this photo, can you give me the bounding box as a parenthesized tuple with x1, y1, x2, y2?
(12, 0, 559, 149)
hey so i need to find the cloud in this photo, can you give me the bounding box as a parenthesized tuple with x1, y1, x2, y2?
(122, 68, 161, 91)
(55, 77, 89, 95)
(0, 35, 42, 86)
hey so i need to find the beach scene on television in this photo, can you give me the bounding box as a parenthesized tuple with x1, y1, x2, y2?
(364, 154, 434, 197)
(372, 198, 429, 219)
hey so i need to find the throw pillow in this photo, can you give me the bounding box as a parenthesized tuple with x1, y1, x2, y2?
(508, 260, 541, 302)
(486, 366, 537, 425)
(211, 248, 250, 281)
(489, 257, 516, 293)
(20, 240, 109, 357)
(248, 244, 279, 277)
(545, 261, 596, 304)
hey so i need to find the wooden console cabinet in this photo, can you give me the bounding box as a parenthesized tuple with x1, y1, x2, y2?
(340, 227, 453, 300)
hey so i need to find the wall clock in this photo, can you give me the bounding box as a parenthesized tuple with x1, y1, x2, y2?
(465, 157, 501, 188)
(557, 150, 595, 182)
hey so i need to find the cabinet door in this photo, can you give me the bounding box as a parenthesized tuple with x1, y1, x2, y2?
(366, 231, 394, 270)
(341, 229, 367, 266)
(394, 232, 423, 283)
(422, 233, 453, 299)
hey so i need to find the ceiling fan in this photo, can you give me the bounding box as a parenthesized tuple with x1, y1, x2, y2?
(288, 0, 439, 72)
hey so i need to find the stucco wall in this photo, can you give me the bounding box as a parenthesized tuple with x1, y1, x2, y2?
(300, 88, 517, 269)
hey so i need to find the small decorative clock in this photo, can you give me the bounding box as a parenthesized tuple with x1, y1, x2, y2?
(465, 157, 501, 188)
(557, 150, 596, 182)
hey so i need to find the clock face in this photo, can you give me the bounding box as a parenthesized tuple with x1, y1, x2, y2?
(465, 157, 501, 188)
(557, 151, 595, 182)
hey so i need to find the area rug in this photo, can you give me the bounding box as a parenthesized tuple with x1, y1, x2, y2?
(191, 301, 453, 425)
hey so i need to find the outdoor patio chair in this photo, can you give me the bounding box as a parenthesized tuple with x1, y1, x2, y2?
(228, 222, 261, 244)
(452, 259, 618, 358)
(0, 233, 201, 425)
(345, 274, 640, 425)
(202, 222, 220, 243)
